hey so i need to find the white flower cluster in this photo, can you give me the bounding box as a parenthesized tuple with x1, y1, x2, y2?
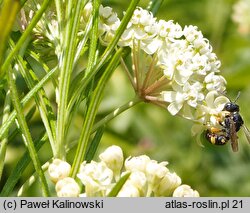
(77, 145, 199, 197)
(48, 159, 80, 197)
(232, 0, 250, 35)
(83, 4, 229, 139)
(34, 16, 61, 56)
(82, 3, 121, 45)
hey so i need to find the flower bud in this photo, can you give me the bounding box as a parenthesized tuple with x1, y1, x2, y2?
(154, 172, 182, 196)
(145, 160, 169, 196)
(99, 145, 124, 181)
(117, 182, 140, 197)
(123, 171, 147, 196)
(48, 159, 71, 183)
(82, 2, 93, 22)
(173, 184, 199, 197)
(125, 155, 151, 173)
(55, 177, 80, 197)
(77, 161, 113, 196)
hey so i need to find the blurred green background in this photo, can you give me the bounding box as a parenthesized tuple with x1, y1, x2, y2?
(1, 0, 250, 196)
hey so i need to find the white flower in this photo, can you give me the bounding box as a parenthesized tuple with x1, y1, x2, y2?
(124, 155, 151, 173)
(82, 2, 93, 21)
(77, 161, 113, 196)
(127, 171, 147, 194)
(204, 72, 227, 93)
(145, 160, 169, 196)
(162, 82, 204, 115)
(48, 159, 71, 183)
(157, 20, 183, 40)
(154, 172, 182, 196)
(119, 8, 157, 51)
(195, 91, 229, 126)
(191, 91, 229, 142)
(118, 171, 147, 196)
(232, 0, 250, 35)
(145, 160, 168, 183)
(158, 41, 194, 84)
(83, 3, 121, 45)
(144, 20, 183, 54)
(183, 25, 203, 43)
(173, 184, 199, 197)
(99, 145, 124, 181)
(99, 5, 117, 33)
(162, 91, 185, 115)
(117, 182, 141, 197)
(55, 177, 80, 197)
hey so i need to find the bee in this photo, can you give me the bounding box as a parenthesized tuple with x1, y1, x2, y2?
(205, 97, 250, 152)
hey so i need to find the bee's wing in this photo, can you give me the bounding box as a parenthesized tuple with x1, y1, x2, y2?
(242, 125, 250, 144)
(229, 118, 238, 152)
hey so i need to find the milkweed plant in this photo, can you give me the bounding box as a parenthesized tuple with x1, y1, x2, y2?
(0, 0, 248, 197)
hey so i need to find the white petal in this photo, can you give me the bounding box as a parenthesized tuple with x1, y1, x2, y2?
(167, 102, 183, 115)
(214, 96, 229, 109)
(205, 91, 217, 107)
(162, 91, 176, 102)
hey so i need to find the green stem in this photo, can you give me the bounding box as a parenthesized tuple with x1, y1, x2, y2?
(74, 14, 92, 64)
(56, 0, 85, 159)
(0, 0, 50, 78)
(54, 0, 63, 40)
(92, 96, 142, 133)
(7, 69, 50, 197)
(0, 90, 11, 181)
(70, 48, 124, 178)
(120, 56, 136, 90)
(141, 53, 157, 90)
(85, 0, 100, 75)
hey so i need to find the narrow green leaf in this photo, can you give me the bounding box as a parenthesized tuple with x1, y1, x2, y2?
(7, 68, 50, 196)
(147, 0, 164, 15)
(17, 162, 50, 196)
(68, 69, 86, 99)
(85, 127, 104, 163)
(0, 133, 48, 196)
(0, 89, 11, 181)
(27, 49, 58, 87)
(107, 172, 131, 197)
(12, 40, 56, 155)
(8, 106, 37, 143)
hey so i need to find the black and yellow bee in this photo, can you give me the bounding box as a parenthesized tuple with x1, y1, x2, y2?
(205, 100, 250, 152)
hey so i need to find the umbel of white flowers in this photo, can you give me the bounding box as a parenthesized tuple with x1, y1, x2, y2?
(82, 4, 230, 142)
(48, 145, 199, 197)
